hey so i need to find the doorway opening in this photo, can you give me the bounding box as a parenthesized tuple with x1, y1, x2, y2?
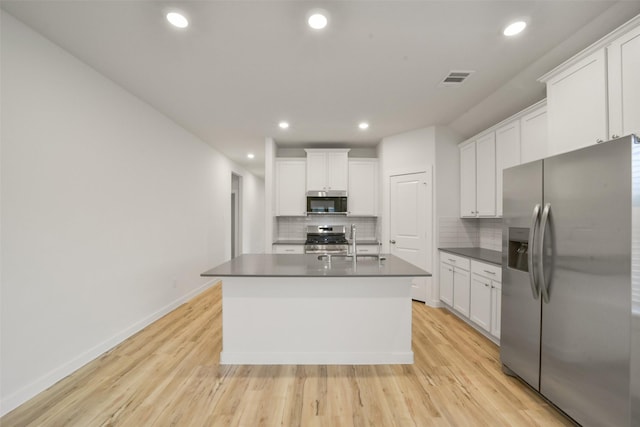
(231, 173, 242, 258)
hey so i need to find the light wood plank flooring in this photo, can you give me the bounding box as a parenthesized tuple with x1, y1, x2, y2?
(1, 282, 572, 426)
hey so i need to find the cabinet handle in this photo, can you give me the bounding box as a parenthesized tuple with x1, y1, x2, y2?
(448, 258, 456, 262)
(612, 134, 620, 139)
(596, 138, 604, 144)
(484, 283, 490, 288)
(390, 240, 396, 244)
(483, 270, 496, 275)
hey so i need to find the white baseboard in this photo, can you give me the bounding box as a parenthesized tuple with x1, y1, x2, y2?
(425, 298, 443, 308)
(0, 279, 220, 417)
(220, 351, 414, 365)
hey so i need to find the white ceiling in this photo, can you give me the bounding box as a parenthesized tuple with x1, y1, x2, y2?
(2, 1, 639, 177)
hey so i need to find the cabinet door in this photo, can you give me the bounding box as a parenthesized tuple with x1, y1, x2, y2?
(276, 160, 306, 216)
(475, 133, 496, 217)
(470, 274, 492, 332)
(453, 268, 470, 317)
(491, 280, 502, 339)
(439, 262, 454, 306)
(546, 49, 608, 155)
(348, 159, 378, 216)
(495, 121, 520, 217)
(460, 143, 477, 217)
(306, 152, 327, 191)
(608, 24, 640, 139)
(326, 151, 349, 191)
(521, 104, 548, 163)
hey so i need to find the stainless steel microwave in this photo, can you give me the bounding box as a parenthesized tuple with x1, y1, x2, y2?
(306, 191, 348, 215)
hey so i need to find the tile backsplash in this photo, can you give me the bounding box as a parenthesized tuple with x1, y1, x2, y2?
(276, 216, 378, 241)
(438, 217, 502, 252)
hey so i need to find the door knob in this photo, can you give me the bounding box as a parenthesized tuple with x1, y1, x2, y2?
(390, 240, 396, 244)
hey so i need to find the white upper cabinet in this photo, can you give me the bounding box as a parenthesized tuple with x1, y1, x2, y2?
(520, 102, 548, 164)
(275, 158, 306, 216)
(305, 149, 349, 192)
(544, 49, 608, 155)
(348, 159, 378, 216)
(608, 23, 640, 139)
(305, 151, 327, 191)
(495, 120, 520, 217)
(475, 133, 496, 217)
(540, 15, 640, 153)
(460, 133, 495, 218)
(458, 100, 547, 219)
(459, 142, 477, 217)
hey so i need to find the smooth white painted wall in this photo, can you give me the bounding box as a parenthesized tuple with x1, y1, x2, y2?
(0, 11, 263, 415)
(377, 126, 461, 306)
(378, 127, 436, 303)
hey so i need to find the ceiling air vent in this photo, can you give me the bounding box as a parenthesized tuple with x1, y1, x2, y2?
(440, 70, 474, 86)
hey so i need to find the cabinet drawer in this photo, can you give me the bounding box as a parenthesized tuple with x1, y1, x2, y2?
(273, 245, 304, 254)
(440, 252, 470, 270)
(471, 260, 502, 281)
(356, 245, 379, 254)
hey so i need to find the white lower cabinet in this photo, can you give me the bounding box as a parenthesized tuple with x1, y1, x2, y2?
(356, 245, 379, 255)
(470, 260, 502, 340)
(439, 262, 454, 306)
(272, 244, 304, 254)
(491, 280, 502, 339)
(453, 268, 471, 317)
(439, 253, 471, 315)
(470, 274, 492, 331)
(440, 251, 502, 342)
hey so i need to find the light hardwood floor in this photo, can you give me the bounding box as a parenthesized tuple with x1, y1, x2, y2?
(1, 282, 572, 426)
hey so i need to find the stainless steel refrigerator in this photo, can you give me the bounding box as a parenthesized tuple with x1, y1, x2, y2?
(501, 134, 640, 427)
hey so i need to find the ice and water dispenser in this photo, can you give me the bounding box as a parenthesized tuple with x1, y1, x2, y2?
(508, 227, 530, 272)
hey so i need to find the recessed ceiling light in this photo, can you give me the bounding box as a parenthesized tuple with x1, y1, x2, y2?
(278, 121, 290, 129)
(166, 12, 189, 28)
(247, 153, 255, 159)
(358, 122, 369, 130)
(308, 12, 328, 30)
(503, 21, 526, 36)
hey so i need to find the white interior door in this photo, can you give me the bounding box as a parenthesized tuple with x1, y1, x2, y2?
(389, 172, 431, 302)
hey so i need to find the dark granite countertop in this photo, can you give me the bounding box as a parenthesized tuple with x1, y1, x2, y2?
(439, 247, 502, 266)
(201, 254, 431, 277)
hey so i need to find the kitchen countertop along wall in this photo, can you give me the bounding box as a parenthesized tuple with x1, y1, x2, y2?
(439, 247, 501, 266)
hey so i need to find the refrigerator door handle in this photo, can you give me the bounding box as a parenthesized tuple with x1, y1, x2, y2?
(538, 202, 552, 303)
(528, 204, 541, 299)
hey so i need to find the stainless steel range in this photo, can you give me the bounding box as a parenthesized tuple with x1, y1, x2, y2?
(304, 225, 349, 254)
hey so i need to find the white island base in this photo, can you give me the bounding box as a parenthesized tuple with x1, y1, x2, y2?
(221, 276, 413, 365)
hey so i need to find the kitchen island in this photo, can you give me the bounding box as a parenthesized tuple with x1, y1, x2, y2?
(201, 254, 431, 365)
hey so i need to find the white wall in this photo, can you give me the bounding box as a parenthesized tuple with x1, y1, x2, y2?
(378, 127, 436, 304)
(0, 11, 263, 415)
(378, 125, 461, 306)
